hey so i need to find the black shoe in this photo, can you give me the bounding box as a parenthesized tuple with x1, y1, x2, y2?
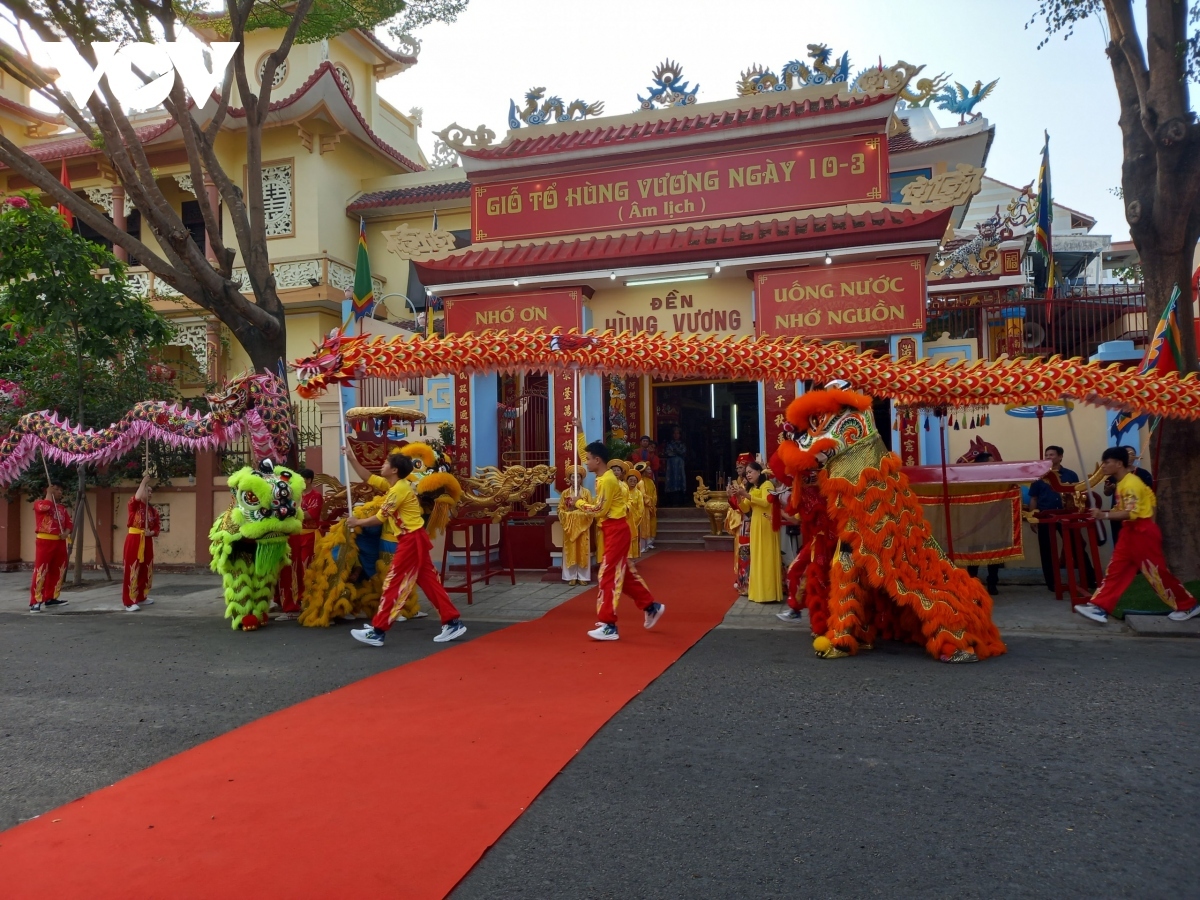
(44, 598, 68, 607)
(986, 584, 998, 595)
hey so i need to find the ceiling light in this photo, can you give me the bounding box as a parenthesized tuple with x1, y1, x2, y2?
(609, 272, 616, 280)
(624, 273, 710, 287)
(512, 280, 520, 287)
(824, 253, 833, 266)
(713, 262, 721, 273)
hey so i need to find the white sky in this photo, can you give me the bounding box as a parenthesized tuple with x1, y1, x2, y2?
(383, 0, 1130, 239)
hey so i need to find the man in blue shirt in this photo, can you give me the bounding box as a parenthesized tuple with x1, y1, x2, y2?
(1028, 445, 1095, 590)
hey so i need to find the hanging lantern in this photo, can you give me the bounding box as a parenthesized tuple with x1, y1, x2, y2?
(146, 362, 176, 383)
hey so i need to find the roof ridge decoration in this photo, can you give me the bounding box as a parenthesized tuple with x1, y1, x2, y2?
(637, 60, 700, 109)
(433, 122, 496, 151)
(508, 88, 605, 128)
(382, 223, 457, 260)
(934, 79, 1000, 123)
(737, 45, 851, 95)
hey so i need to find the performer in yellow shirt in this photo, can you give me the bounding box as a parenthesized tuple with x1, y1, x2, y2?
(1075, 446, 1198, 624)
(346, 452, 467, 646)
(730, 460, 783, 602)
(576, 441, 664, 641)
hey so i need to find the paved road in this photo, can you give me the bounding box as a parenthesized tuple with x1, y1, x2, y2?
(3, 603, 1198, 898)
(452, 631, 1200, 899)
(0, 611, 501, 830)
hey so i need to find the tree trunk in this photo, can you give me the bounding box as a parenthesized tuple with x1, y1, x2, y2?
(1134, 239, 1200, 580)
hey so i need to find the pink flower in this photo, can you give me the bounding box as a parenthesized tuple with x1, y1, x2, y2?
(5, 196, 29, 208)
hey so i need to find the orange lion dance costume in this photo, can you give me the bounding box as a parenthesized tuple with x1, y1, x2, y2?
(774, 384, 1005, 664)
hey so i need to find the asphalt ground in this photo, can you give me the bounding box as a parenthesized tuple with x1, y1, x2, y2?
(0, 611, 503, 832)
(3, 608, 1199, 898)
(452, 630, 1200, 900)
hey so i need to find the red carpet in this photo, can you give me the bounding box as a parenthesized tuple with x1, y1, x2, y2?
(1, 551, 733, 899)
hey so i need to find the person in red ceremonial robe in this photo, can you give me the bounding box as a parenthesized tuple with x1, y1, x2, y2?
(30, 482, 73, 611)
(122, 471, 161, 612)
(274, 468, 323, 618)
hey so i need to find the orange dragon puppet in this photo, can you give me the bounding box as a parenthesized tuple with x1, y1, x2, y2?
(774, 382, 1005, 664)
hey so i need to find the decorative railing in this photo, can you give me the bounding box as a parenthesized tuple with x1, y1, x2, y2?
(110, 254, 385, 301)
(926, 285, 1147, 361)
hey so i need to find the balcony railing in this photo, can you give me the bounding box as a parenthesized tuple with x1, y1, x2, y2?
(106, 254, 385, 300)
(926, 285, 1147, 361)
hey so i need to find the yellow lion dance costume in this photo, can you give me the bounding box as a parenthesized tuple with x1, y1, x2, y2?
(776, 384, 1006, 664)
(299, 442, 461, 627)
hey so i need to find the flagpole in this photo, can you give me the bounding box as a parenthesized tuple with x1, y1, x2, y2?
(576, 362, 585, 496)
(336, 360, 354, 520)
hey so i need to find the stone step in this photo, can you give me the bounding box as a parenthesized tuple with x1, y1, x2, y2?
(652, 539, 708, 551)
(655, 525, 713, 538)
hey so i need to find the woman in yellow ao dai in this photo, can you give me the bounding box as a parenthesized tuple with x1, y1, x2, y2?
(733, 460, 782, 602)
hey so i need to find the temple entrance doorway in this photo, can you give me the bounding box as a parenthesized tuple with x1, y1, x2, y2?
(653, 380, 760, 507)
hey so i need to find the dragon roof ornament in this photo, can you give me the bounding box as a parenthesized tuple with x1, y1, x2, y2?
(637, 60, 700, 110)
(508, 87, 605, 128)
(381, 223, 457, 261)
(931, 182, 1037, 280)
(736, 44, 851, 96)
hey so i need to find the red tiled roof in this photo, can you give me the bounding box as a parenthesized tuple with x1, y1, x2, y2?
(886, 129, 984, 154)
(0, 95, 63, 125)
(415, 207, 952, 284)
(0, 120, 176, 166)
(1, 62, 423, 174)
(347, 179, 471, 212)
(225, 61, 423, 172)
(460, 92, 895, 161)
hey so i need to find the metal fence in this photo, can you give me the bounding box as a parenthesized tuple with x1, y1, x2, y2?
(925, 285, 1147, 362)
(217, 399, 323, 474)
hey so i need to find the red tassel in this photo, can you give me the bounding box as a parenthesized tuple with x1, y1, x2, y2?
(768, 493, 782, 533)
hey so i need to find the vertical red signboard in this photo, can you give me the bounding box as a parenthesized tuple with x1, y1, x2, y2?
(454, 377, 472, 477)
(896, 338, 920, 466)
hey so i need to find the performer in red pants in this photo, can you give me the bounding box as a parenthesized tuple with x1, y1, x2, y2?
(1075, 446, 1199, 624)
(273, 468, 322, 617)
(576, 440, 664, 641)
(30, 482, 73, 611)
(348, 452, 466, 646)
(122, 471, 161, 611)
(776, 476, 835, 635)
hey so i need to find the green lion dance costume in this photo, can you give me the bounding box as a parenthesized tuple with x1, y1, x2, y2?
(209, 460, 306, 630)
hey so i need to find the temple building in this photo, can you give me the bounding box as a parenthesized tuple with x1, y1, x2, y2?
(0, 37, 1149, 566)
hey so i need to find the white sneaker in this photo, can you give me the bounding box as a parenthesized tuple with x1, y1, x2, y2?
(400, 611, 429, 622)
(643, 602, 665, 630)
(1167, 604, 1200, 622)
(1073, 603, 1107, 624)
(588, 623, 619, 641)
(126, 603, 141, 612)
(351, 625, 384, 646)
(776, 609, 805, 623)
(434, 620, 467, 643)
(142, 598, 155, 606)
(29, 603, 42, 612)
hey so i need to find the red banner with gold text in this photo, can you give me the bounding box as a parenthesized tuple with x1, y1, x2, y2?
(472, 136, 887, 243)
(755, 256, 926, 341)
(444, 289, 584, 335)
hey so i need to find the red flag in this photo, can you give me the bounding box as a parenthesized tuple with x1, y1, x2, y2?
(57, 157, 74, 229)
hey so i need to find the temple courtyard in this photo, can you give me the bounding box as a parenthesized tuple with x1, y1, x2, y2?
(2, 562, 1197, 898)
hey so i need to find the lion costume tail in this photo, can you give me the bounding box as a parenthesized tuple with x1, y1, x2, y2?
(821, 453, 1007, 662)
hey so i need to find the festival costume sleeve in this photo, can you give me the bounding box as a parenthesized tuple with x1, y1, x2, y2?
(576, 473, 613, 517)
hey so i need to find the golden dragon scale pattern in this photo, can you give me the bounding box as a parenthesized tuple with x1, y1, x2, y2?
(293, 330, 1199, 419)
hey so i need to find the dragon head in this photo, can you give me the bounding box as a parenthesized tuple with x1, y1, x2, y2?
(776, 384, 877, 475)
(293, 330, 367, 398)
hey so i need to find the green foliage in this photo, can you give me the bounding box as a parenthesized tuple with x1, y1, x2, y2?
(439, 420, 455, 448)
(197, 0, 468, 45)
(605, 434, 633, 462)
(0, 195, 177, 496)
(1028, 1, 1200, 82)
